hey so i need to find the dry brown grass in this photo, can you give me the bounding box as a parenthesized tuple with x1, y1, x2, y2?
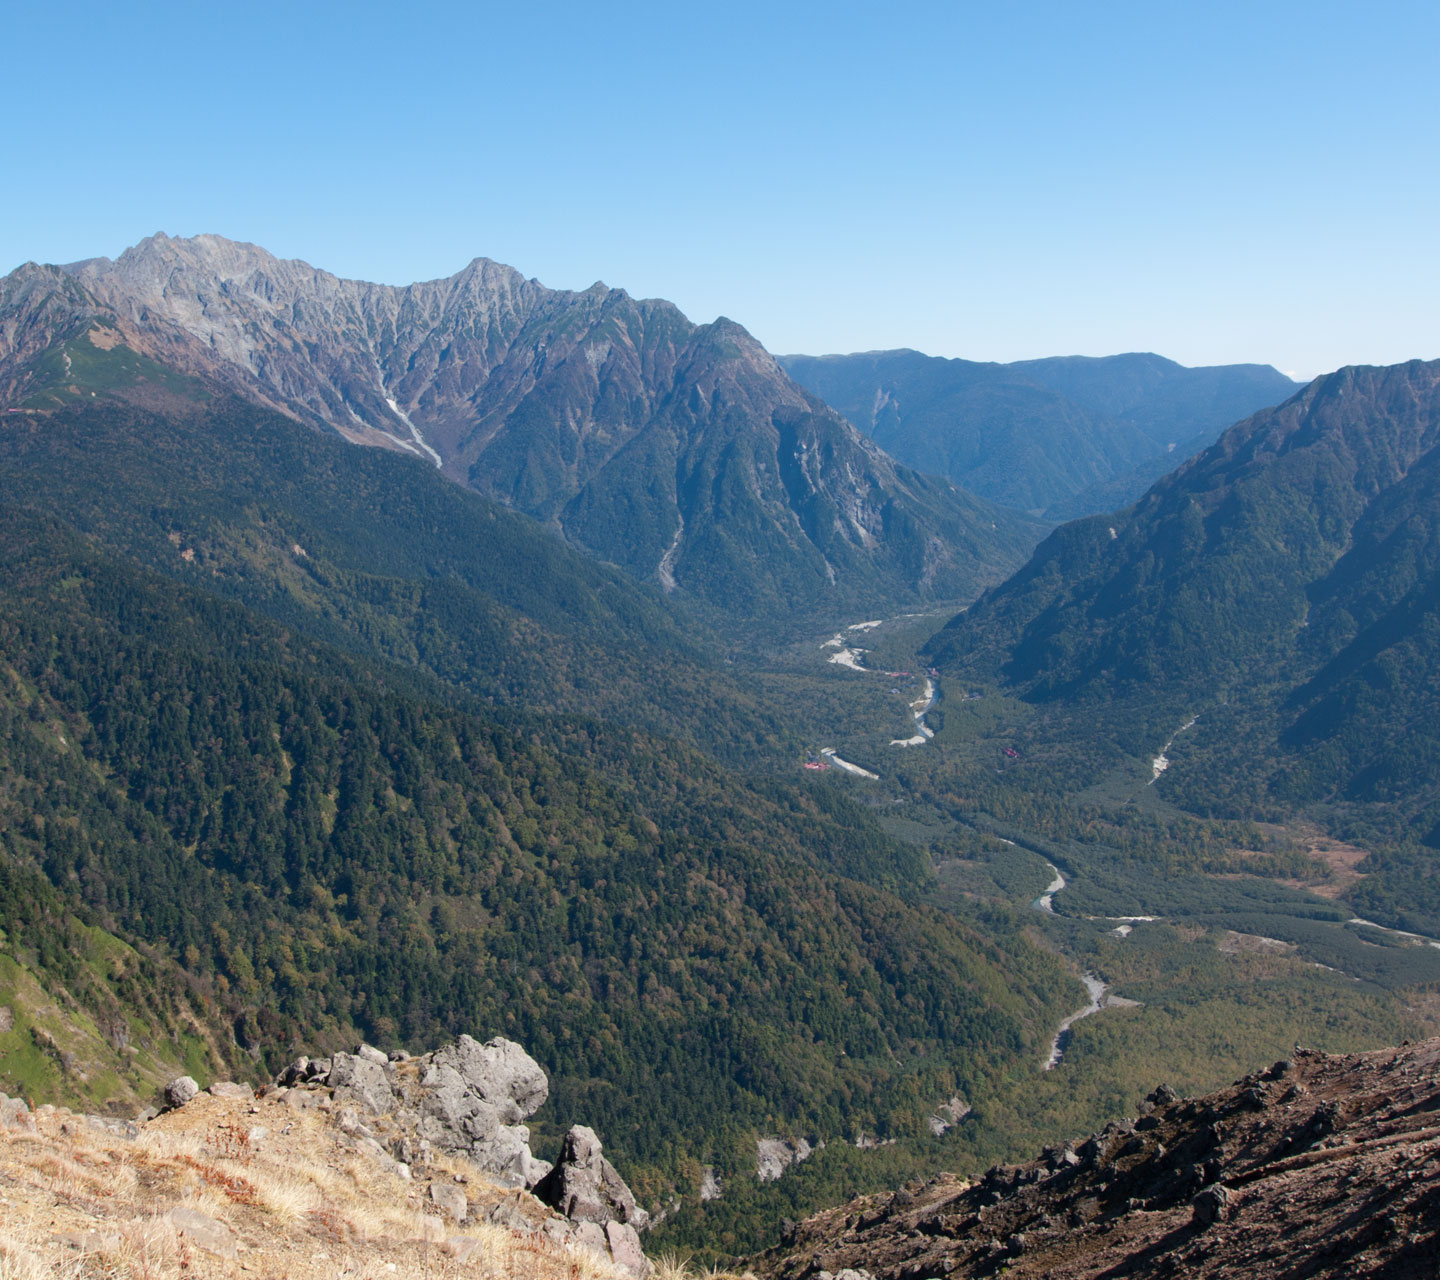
(651, 1253, 751, 1280)
(0, 1236, 82, 1280)
(0, 1091, 634, 1280)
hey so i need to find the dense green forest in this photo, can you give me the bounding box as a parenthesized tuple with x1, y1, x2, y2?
(923, 361, 1440, 928)
(0, 498, 1078, 1193)
(0, 397, 792, 761)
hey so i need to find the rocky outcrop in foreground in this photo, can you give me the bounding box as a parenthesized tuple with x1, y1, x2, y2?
(271, 1035, 651, 1273)
(0, 1033, 654, 1279)
(754, 1038, 1440, 1280)
(287, 1034, 554, 1189)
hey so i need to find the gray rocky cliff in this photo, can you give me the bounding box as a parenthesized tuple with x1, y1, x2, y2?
(1, 233, 1044, 620)
(266, 1033, 652, 1275)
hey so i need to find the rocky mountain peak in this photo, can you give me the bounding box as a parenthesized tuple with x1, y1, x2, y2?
(1, 234, 1046, 622)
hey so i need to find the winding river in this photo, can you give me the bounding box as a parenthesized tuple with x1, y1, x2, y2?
(1043, 975, 1109, 1070)
(1031, 860, 1115, 1070)
(813, 620, 1123, 1069)
(817, 620, 937, 767)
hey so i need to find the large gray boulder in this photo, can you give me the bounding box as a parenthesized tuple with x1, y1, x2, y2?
(533, 1125, 649, 1229)
(394, 1035, 551, 1188)
(426, 1035, 548, 1122)
(164, 1076, 200, 1109)
(329, 1052, 395, 1116)
(271, 1035, 552, 1187)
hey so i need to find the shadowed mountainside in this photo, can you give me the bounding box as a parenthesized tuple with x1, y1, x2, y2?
(925, 359, 1440, 928)
(781, 349, 1298, 517)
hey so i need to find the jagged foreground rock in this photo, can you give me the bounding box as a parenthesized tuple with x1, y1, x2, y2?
(0, 1034, 654, 1279)
(279, 1035, 652, 1272)
(308, 1035, 553, 1189)
(752, 1038, 1440, 1279)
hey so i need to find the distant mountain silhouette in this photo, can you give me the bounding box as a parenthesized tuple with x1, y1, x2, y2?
(782, 348, 1298, 517)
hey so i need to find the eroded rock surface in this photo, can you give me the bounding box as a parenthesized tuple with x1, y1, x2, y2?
(534, 1125, 650, 1230)
(271, 1035, 651, 1275)
(757, 1136, 815, 1182)
(753, 1039, 1440, 1280)
(286, 1034, 552, 1188)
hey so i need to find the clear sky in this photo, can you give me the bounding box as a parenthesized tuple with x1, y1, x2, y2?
(6, 0, 1437, 378)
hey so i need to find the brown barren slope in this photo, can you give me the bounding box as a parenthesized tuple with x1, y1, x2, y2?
(754, 1039, 1440, 1280)
(0, 1086, 629, 1280)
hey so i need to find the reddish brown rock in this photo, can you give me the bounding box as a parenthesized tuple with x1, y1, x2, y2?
(752, 1039, 1440, 1280)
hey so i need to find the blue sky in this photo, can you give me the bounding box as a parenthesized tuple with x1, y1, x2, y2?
(6, 0, 1437, 378)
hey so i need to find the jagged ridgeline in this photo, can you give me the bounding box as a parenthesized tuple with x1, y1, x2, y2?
(0, 236, 1045, 626)
(0, 399, 1071, 1190)
(925, 360, 1440, 930)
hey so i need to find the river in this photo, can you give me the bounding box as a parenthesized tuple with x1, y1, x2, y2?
(813, 621, 1120, 1068)
(1043, 974, 1108, 1070)
(1030, 859, 1118, 1069)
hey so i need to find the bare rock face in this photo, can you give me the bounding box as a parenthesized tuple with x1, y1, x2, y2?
(606, 1220, 651, 1277)
(533, 1125, 650, 1230)
(927, 1095, 972, 1136)
(355, 1042, 389, 1067)
(757, 1136, 815, 1182)
(700, 1165, 723, 1202)
(753, 1038, 1440, 1280)
(328, 1052, 396, 1117)
(399, 1034, 551, 1188)
(290, 1035, 553, 1189)
(424, 1034, 549, 1124)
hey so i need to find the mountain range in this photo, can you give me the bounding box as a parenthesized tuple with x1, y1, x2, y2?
(781, 348, 1299, 517)
(0, 236, 1043, 625)
(3, 228, 1438, 1270)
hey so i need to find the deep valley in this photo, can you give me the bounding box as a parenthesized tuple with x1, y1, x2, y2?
(1, 237, 1437, 1274)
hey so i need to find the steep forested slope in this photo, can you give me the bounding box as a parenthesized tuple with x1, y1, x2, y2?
(925, 360, 1440, 925)
(0, 512, 1070, 1172)
(0, 395, 791, 762)
(0, 396, 1076, 1190)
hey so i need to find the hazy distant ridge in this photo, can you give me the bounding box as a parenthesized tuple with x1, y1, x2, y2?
(781, 349, 1299, 517)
